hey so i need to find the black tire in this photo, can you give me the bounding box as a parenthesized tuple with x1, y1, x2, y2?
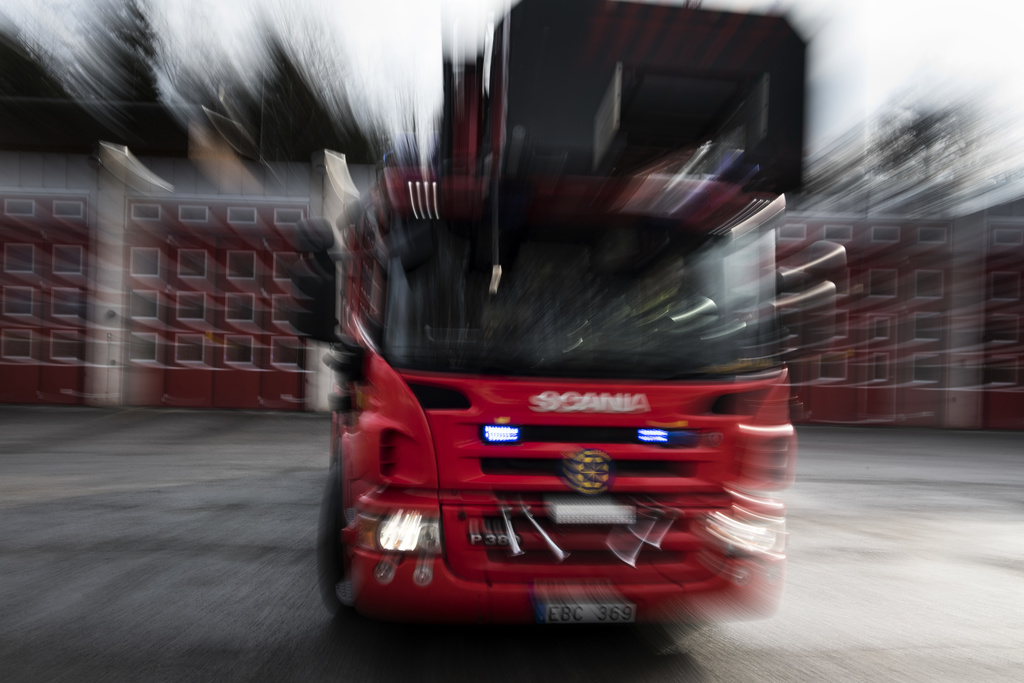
(316, 462, 345, 615)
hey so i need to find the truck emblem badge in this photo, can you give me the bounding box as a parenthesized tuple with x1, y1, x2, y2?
(529, 391, 651, 413)
(561, 449, 614, 495)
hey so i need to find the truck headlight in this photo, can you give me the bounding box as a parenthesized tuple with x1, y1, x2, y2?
(357, 510, 442, 554)
(700, 508, 786, 557)
(379, 510, 423, 551)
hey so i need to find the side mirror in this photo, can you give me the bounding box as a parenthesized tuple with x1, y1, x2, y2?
(323, 336, 366, 383)
(777, 240, 848, 296)
(774, 240, 847, 356)
(388, 218, 434, 271)
(774, 280, 838, 353)
(288, 219, 338, 343)
(294, 217, 335, 252)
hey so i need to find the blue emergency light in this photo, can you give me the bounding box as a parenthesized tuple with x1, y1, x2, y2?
(637, 428, 699, 447)
(483, 425, 521, 443)
(637, 428, 669, 443)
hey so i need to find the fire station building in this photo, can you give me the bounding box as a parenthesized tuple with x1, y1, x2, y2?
(1, 109, 1022, 427)
(781, 204, 1024, 429)
(0, 106, 370, 412)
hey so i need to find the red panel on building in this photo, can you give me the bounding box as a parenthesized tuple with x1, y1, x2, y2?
(1, 195, 89, 404)
(123, 200, 308, 410)
(781, 216, 953, 427)
(981, 222, 1024, 428)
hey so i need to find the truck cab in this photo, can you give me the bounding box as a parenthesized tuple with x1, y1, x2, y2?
(300, 0, 845, 625)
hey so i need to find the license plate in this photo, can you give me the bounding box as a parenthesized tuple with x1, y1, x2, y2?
(536, 599, 637, 624)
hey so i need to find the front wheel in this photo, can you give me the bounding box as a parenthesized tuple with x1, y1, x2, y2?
(316, 462, 346, 615)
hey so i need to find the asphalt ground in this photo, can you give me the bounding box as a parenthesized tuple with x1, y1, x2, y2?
(1, 406, 1022, 682)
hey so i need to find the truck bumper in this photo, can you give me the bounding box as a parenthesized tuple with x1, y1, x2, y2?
(349, 547, 785, 624)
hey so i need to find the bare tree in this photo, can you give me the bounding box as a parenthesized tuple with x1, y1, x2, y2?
(0, 25, 70, 99)
(871, 102, 977, 180)
(178, 27, 386, 164)
(799, 89, 995, 216)
(73, 0, 161, 102)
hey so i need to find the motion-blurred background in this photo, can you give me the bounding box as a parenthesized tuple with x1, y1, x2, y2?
(1, 0, 1022, 428)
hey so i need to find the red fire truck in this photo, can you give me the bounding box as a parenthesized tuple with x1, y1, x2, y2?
(296, 0, 844, 624)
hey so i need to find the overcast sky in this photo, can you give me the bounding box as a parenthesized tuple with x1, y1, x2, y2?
(4, 0, 1023, 155)
(712, 0, 1024, 153)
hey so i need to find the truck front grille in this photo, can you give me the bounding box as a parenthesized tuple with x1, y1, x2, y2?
(442, 497, 722, 584)
(480, 457, 697, 478)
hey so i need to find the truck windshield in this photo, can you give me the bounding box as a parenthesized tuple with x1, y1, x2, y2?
(383, 220, 781, 380)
